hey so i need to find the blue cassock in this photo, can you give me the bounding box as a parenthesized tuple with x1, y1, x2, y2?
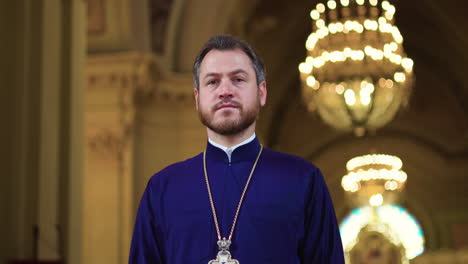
(129, 137, 344, 264)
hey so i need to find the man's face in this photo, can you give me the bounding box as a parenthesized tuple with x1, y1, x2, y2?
(194, 49, 267, 136)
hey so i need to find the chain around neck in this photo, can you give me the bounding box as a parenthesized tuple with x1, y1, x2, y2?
(203, 145, 264, 242)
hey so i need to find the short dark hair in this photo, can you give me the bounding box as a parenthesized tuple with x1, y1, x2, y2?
(193, 35, 266, 89)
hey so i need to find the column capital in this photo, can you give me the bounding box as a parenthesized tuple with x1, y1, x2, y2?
(87, 51, 155, 106)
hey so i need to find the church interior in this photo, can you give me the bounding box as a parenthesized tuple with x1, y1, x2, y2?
(1, 0, 468, 263)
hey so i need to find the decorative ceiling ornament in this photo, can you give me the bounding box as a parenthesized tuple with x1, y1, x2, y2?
(341, 153, 407, 207)
(299, 0, 414, 135)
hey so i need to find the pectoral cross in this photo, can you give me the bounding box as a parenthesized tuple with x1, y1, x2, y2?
(208, 238, 239, 264)
(208, 249, 239, 264)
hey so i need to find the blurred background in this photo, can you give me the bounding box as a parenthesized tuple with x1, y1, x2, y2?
(1, 0, 467, 263)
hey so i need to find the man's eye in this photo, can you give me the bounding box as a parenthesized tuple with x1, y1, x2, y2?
(207, 80, 218, 85)
(234, 78, 244, 82)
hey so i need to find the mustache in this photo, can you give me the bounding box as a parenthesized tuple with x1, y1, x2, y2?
(213, 99, 242, 110)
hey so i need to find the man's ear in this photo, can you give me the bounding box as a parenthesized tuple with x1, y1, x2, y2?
(194, 88, 199, 110)
(258, 81, 267, 107)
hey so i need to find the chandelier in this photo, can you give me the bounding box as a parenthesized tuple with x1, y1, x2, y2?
(341, 154, 407, 207)
(299, 0, 414, 134)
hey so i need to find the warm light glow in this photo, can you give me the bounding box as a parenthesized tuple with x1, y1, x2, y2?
(394, 72, 406, 83)
(402, 58, 414, 72)
(300, 0, 414, 131)
(336, 84, 345, 94)
(378, 16, 387, 25)
(385, 11, 394, 20)
(382, 1, 390, 10)
(344, 89, 356, 106)
(385, 79, 394, 88)
(306, 76, 317, 88)
(310, 10, 320, 20)
(316, 19, 325, 28)
(299, 63, 312, 74)
(340, 205, 425, 260)
(305, 35, 317, 50)
(317, 3, 326, 13)
(370, 193, 384, 206)
(341, 169, 408, 192)
(364, 20, 379, 30)
(360, 91, 371, 105)
(342, 154, 407, 194)
(346, 154, 403, 171)
(385, 180, 398, 190)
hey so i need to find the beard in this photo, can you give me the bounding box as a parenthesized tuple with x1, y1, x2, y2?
(198, 97, 260, 136)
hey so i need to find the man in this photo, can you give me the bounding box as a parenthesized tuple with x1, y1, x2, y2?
(129, 35, 344, 264)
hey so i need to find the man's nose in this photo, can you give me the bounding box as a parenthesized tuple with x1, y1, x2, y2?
(218, 79, 234, 98)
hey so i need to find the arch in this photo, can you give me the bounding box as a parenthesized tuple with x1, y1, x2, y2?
(161, 0, 255, 73)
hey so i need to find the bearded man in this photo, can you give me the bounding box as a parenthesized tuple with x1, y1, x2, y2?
(129, 35, 344, 264)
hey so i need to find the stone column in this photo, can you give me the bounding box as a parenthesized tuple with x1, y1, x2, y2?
(0, 0, 86, 263)
(62, 1, 87, 264)
(133, 72, 206, 203)
(84, 52, 155, 264)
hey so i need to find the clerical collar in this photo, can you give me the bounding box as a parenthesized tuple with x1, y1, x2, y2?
(207, 133, 257, 163)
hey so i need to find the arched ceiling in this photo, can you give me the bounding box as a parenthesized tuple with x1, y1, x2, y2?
(162, 0, 262, 72)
